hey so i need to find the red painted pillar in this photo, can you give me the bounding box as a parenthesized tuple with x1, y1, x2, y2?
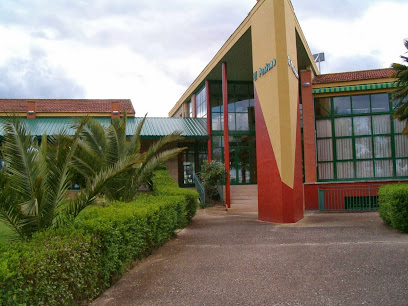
(206, 80, 212, 161)
(300, 70, 317, 183)
(222, 62, 231, 208)
(192, 94, 197, 118)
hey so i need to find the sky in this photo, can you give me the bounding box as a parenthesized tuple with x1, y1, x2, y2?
(0, 0, 407, 117)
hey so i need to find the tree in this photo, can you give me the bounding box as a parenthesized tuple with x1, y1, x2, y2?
(71, 115, 185, 202)
(392, 39, 408, 134)
(0, 118, 143, 240)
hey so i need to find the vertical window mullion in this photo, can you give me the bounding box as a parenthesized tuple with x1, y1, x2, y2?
(331, 98, 337, 180)
(370, 112, 376, 177)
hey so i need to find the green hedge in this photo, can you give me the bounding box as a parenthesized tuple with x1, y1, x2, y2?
(152, 169, 198, 223)
(379, 184, 408, 233)
(0, 170, 197, 305)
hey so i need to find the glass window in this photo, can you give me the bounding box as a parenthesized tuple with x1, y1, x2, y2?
(236, 113, 249, 131)
(371, 93, 389, 112)
(352, 95, 370, 114)
(355, 137, 373, 159)
(315, 98, 331, 116)
(337, 162, 354, 179)
(334, 118, 352, 137)
(375, 160, 393, 177)
(396, 159, 408, 177)
(212, 113, 221, 131)
(353, 116, 372, 135)
(395, 135, 408, 158)
(318, 163, 334, 179)
(374, 136, 391, 158)
(316, 93, 408, 181)
(356, 161, 374, 178)
(316, 120, 332, 138)
(317, 139, 333, 161)
(373, 115, 391, 134)
(336, 139, 353, 160)
(333, 96, 351, 115)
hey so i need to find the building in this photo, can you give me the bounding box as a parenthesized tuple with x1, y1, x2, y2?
(169, 0, 408, 222)
(0, 99, 208, 184)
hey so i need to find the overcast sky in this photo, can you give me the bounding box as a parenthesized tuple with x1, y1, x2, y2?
(0, 0, 407, 117)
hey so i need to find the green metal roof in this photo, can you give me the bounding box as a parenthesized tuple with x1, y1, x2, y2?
(0, 117, 208, 139)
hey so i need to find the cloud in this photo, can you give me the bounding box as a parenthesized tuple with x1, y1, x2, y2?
(0, 47, 85, 98)
(292, 0, 407, 21)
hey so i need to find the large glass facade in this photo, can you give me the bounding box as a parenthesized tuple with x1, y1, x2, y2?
(179, 142, 208, 186)
(315, 93, 408, 181)
(195, 86, 207, 118)
(209, 80, 257, 184)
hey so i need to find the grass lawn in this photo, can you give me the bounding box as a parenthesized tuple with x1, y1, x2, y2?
(0, 222, 14, 242)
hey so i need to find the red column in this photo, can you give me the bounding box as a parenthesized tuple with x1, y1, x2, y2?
(300, 70, 317, 183)
(192, 94, 197, 118)
(206, 80, 212, 161)
(27, 100, 37, 119)
(222, 62, 231, 208)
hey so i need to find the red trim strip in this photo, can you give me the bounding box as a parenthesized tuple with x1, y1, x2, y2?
(206, 80, 212, 162)
(222, 62, 230, 208)
(192, 94, 197, 118)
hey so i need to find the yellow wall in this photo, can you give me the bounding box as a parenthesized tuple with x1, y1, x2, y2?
(251, 0, 301, 188)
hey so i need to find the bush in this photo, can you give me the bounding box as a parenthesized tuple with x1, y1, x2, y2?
(201, 160, 226, 202)
(0, 169, 196, 305)
(152, 169, 198, 223)
(0, 228, 101, 305)
(379, 184, 408, 233)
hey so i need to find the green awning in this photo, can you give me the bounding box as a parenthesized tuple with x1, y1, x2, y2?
(313, 82, 398, 94)
(0, 117, 208, 139)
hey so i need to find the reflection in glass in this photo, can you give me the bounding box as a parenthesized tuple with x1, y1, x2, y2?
(317, 139, 333, 161)
(337, 162, 354, 179)
(336, 139, 353, 160)
(315, 98, 331, 116)
(316, 120, 332, 138)
(356, 161, 374, 178)
(372, 115, 391, 134)
(352, 95, 370, 114)
(371, 93, 389, 112)
(334, 118, 352, 137)
(333, 96, 351, 115)
(396, 159, 408, 177)
(353, 116, 371, 135)
(236, 113, 249, 131)
(318, 163, 334, 179)
(355, 137, 373, 159)
(374, 136, 391, 158)
(375, 160, 393, 177)
(395, 135, 408, 158)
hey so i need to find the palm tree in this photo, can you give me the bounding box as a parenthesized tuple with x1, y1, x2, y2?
(71, 115, 185, 202)
(0, 118, 144, 240)
(392, 39, 408, 134)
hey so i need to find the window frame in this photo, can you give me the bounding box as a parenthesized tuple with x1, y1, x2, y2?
(315, 93, 408, 182)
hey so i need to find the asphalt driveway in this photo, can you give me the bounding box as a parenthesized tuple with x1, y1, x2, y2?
(93, 209, 408, 306)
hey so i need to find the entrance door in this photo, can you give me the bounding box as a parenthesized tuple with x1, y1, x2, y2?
(229, 147, 254, 185)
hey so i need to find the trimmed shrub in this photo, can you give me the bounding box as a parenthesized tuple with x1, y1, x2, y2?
(152, 169, 198, 223)
(379, 184, 408, 233)
(0, 169, 196, 305)
(0, 228, 101, 305)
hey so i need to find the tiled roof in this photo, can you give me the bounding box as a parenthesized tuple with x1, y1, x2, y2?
(0, 99, 135, 114)
(313, 68, 395, 85)
(0, 117, 208, 139)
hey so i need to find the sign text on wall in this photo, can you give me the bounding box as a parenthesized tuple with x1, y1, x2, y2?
(287, 56, 299, 79)
(253, 59, 276, 81)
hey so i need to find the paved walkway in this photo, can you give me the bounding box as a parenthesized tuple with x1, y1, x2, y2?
(94, 209, 408, 306)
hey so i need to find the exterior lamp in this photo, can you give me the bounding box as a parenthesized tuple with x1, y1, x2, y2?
(302, 82, 311, 87)
(112, 111, 119, 115)
(28, 110, 35, 114)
